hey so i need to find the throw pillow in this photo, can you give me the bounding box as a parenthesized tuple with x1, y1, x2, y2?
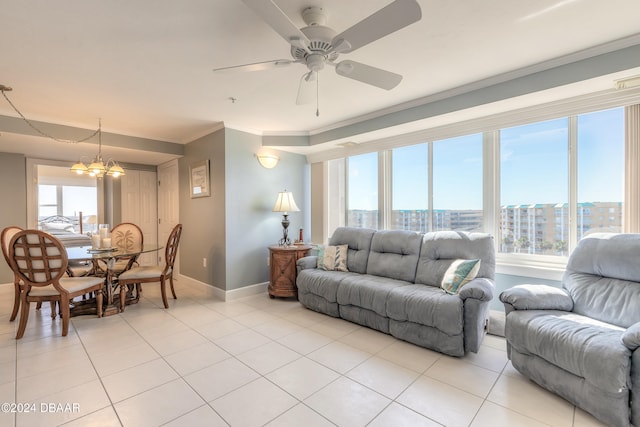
(317, 244, 348, 271)
(441, 259, 481, 294)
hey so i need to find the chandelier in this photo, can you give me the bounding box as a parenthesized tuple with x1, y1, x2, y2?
(0, 84, 125, 178)
(69, 119, 125, 178)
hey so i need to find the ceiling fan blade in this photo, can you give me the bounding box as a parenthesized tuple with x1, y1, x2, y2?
(241, 0, 311, 52)
(331, 0, 422, 54)
(212, 59, 295, 73)
(296, 71, 316, 105)
(334, 60, 402, 90)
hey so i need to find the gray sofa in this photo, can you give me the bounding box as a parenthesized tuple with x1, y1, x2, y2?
(499, 233, 640, 427)
(296, 227, 495, 356)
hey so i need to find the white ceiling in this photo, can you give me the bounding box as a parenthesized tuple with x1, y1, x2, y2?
(1, 0, 640, 164)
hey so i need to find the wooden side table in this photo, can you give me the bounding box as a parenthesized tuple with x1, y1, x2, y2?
(268, 244, 312, 298)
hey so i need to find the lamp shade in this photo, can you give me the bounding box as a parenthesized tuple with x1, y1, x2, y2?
(88, 159, 106, 175)
(70, 161, 88, 175)
(106, 163, 125, 177)
(272, 190, 300, 213)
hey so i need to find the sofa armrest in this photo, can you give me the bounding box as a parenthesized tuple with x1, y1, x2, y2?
(296, 256, 318, 272)
(499, 284, 573, 311)
(458, 278, 494, 302)
(622, 322, 640, 350)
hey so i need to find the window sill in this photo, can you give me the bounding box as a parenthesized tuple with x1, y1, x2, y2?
(496, 254, 567, 281)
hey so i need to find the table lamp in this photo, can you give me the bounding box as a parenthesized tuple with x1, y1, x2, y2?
(272, 190, 300, 246)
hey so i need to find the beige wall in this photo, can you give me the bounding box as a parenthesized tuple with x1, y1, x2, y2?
(0, 152, 27, 282)
(179, 128, 227, 290)
(310, 162, 325, 244)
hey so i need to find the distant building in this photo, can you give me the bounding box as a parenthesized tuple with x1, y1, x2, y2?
(500, 202, 622, 255)
(348, 201, 622, 256)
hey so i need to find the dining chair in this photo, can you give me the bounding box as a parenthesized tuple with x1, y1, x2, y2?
(117, 223, 182, 311)
(104, 222, 144, 281)
(8, 229, 105, 339)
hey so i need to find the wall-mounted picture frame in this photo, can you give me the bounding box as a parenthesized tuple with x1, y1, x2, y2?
(190, 160, 210, 198)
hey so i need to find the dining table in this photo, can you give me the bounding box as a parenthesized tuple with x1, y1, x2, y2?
(66, 244, 163, 316)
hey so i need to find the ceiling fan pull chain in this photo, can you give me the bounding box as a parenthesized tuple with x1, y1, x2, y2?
(316, 72, 320, 117)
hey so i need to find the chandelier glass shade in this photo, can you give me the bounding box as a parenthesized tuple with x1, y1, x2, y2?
(70, 157, 125, 178)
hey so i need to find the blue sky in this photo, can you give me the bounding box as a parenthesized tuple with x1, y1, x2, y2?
(348, 107, 624, 211)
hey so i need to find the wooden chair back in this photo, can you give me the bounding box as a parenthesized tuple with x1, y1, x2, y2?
(2, 226, 25, 321)
(163, 224, 182, 274)
(1, 226, 22, 266)
(111, 222, 144, 252)
(9, 230, 68, 289)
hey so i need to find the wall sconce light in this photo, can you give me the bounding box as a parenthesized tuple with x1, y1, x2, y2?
(256, 153, 279, 169)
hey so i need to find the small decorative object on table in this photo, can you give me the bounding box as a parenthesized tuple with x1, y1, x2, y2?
(98, 224, 110, 249)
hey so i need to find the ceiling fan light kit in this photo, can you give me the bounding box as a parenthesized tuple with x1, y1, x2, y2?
(215, 0, 422, 111)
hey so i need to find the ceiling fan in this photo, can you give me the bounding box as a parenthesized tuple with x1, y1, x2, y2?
(213, 0, 422, 109)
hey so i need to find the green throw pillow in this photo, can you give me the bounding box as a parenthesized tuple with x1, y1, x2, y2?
(317, 244, 348, 272)
(441, 259, 481, 294)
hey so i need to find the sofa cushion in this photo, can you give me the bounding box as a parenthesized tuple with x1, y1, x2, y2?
(329, 227, 376, 274)
(297, 269, 356, 303)
(441, 259, 481, 294)
(317, 244, 348, 271)
(366, 230, 422, 283)
(506, 310, 630, 394)
(337, 274, 411, 317)
(416, 231, 495, 287)
(387, 284, 464, 336)
(563, 233, 640, 328)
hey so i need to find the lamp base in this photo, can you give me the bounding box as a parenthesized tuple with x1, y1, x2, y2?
(279, 214, 291, 246)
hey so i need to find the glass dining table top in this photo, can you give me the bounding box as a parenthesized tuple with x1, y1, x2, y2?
(66, 244, 163, 261)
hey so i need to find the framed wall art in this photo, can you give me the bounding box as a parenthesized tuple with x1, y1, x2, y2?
(190, 160, 210, 198)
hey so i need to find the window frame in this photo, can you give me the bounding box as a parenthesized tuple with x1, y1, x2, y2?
(26, 158, 104, 229)
(322, 101, 634, 280)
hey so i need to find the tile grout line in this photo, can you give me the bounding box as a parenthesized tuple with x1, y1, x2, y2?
(70, 315, 125, 427)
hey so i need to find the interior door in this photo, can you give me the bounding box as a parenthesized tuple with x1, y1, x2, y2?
(157, 159, 179, 268)
(120, 169, 158, 265)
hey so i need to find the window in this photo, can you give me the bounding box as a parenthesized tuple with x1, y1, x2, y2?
(433, 134, 483, 232)
(576, 108, 624, 239)
(325, 105, 628, 272)
(500, 118, 569, 255)
(38, 184, 58, 217)
(37, 165, 97, 232)
(391, 144, 428, 232)
(347, 152, 378, 229)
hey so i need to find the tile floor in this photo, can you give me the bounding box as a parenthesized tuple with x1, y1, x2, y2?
(0, 280, 608, 427)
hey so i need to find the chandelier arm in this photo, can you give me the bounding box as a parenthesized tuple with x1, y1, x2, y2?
(1, 89, 100, 144)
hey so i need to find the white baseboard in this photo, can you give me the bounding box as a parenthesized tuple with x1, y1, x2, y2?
(0, 276, 269, 303)
(176, 274, 268, 301)
(225, 282, 269, 301)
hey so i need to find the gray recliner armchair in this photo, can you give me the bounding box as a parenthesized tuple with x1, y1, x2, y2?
(499, 233, 640, 427)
